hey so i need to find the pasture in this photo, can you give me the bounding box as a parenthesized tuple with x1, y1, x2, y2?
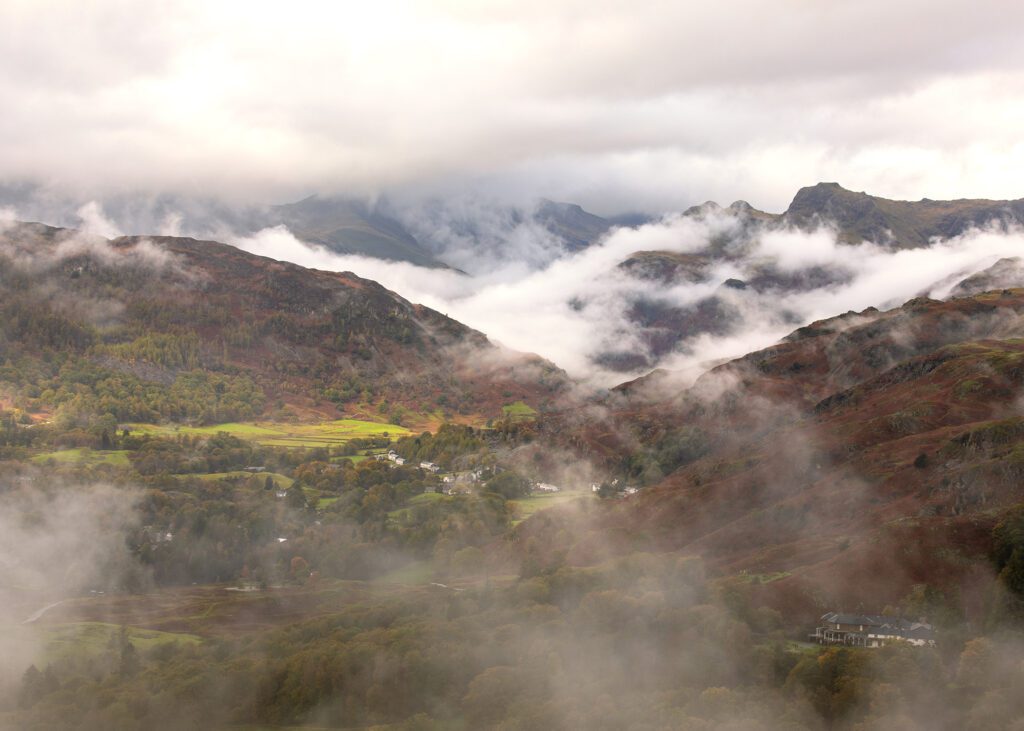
(125, 418, 412, 449)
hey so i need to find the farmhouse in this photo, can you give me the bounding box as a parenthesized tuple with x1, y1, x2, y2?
(810, 612, 936, 648)
(534, 482, 560, 493)
(420, 461, 440, 472)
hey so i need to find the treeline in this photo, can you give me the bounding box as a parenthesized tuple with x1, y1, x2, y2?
(1, 355, 264, 427)
(14, 550, 1024, 731)
(394, 423, 488, 469)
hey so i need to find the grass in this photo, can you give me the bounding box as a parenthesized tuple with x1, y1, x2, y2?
(509, 492, 588, 525)
(502, 401, 537, 421)
(30, 448, 130, 467)
(126, 418, 412, 449)
(194, 471, 294, 488)
(42, 622, 202, 662)
(387, 491, 446, 520)
(333, 454, 369, 464)
(737, 571, 793, 584)
(373, 560, 434, 585)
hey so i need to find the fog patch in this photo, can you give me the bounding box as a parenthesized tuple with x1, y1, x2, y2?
(228, 213, 1024, 389)
(74, 201, 123, 239)
(0, 478, 147, 698)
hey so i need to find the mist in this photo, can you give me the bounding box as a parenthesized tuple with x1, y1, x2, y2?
(229, 210, 1024, 386)
(0, 478, 146, 701)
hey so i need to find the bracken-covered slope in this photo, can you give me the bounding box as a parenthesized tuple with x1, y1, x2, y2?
(0, 222, 567, 427)
(525, 287, 1024, 625)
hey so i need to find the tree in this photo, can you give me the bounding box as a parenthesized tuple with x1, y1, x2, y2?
(286, 486, 308, 510)
(290, 556, 310, 581)
(484, 471, 530, 499)
(116, 625, 140, 677)
(452, 546, 484, 576)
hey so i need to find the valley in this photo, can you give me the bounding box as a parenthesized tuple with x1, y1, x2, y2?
(3, 188, 1024, 730)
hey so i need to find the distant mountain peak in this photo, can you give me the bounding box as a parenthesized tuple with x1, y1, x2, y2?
(784, 182, 1024, 248)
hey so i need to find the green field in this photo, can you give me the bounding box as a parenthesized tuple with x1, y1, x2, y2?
(373, 560, 434, 585)
(194, 471, 294, 488)
(502, 401, 538, 421)
(126, 419, 412, 448)
(30, 448, 130, 467)
(387, 491, 446, 520)
(42, 622, 202, 662)
(509, 491, 589, 525)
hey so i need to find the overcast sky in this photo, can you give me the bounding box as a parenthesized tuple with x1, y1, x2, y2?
(5, 0, 1024, 213)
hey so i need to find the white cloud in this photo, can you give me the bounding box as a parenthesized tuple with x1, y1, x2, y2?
(233, 215, 1024, 388)
(75, 201, 122, 239)
(2, 1, 1024, 210)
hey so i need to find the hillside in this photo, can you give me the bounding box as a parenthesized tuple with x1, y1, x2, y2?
(0, 221, 567, 429)
(599, 183, 1024, 373)
(784, 182, 1024, 247)
(525, 287, 1024, 626)
(7, 224, 1024, 730)
(266, 196, 448, 268)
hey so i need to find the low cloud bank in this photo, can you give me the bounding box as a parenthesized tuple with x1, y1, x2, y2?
(232, 211, 1024, 386)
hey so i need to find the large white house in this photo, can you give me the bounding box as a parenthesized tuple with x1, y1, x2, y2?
(810, 612, 936, 648)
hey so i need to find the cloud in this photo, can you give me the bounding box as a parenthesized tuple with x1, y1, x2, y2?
(74, 201, 122, 239)
(0, 479, 147, 692)
(3, 1, 1024, 210)
(0, 202, 186, 276)
(233, 211, 1024, 388)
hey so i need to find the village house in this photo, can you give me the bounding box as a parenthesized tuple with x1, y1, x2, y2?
(142, 526, 174, 544)
(810, 612, 936, 648)
(420, 461, 440, 473)
(533, 482, 561, 493)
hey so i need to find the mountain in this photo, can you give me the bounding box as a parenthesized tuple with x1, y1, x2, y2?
(948, 257, 1024, 298)
(265, 195, 448, 268)
(8, 203, 1024, 731)
(594, 183, 1024, 374)
(534, 199, 615, 251)
(0, 221, 567, 428)
(525, 287, 1024, 624)
(784, 182, 1024, 247)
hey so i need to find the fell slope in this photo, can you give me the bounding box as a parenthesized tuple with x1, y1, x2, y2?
(267, 195, 446, 268)
(525, 288, 1024, 624)
(0, 222, 566, 426)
